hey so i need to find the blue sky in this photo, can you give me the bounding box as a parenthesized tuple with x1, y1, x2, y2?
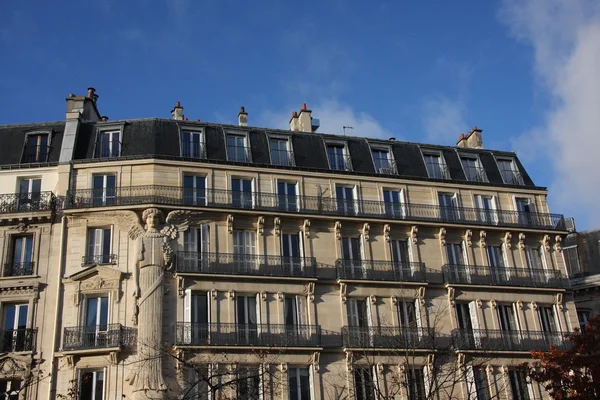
(1, 0, 599, 229)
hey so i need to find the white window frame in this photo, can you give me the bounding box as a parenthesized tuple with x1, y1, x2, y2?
(276, 179, 299, 212)
(495, 157, 523, 185)
(382, 188, 407, 218)
(86, 226, 113, 264)
(94, 123, 124, 159)
(288, 366, 312, 400)
(335, 184, 359, 215)
(369, 145, 395, 174)
(438, 191, 460, 220)
(92, 174, 117, 206)
(23, 131, 51, 163)
(474, 194, 498, 224)
(562, 245, 581, 276)
(226, 130, 251, 162)
(459, 153, 487, 182)
(421, 151, 449, 179)
(179, 126, 206, 159)
(325, 140, 351, 171)
(83, 294, 110, 329)
(268, 134, 294, 166)
(78, 369, 106, 400)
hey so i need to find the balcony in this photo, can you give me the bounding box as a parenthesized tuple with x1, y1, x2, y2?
(81, 254, 118, 267)
(270, 149, 295, 166)
(64, 186, 566, 231)
(0, 192, 54, 215)
(174, 323, 322, 347)
(452, 329, 569, 352)
(341, 326, 433, 349)
(0, 329, 36, 352)
(462, 166, 488, 183)
(3, 262, 34, 277)
(336, 259, 426, 282)
(442, 264, 568, 289)
(176, 252, 316, 278)
(62, 324, 136, 351)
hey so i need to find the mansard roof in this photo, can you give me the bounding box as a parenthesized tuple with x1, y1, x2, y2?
(0, 121, 65, 168)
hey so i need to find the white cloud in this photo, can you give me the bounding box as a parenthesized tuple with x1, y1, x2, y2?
(422, 96, 468, 144)
(499, 0, 600, 227)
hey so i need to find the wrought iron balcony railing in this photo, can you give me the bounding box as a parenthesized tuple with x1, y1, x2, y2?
(442, 264, 568, 289)
(3, 262, 34, 277)
(500, 169, 525, 186)
(336, 259, 426, 282)
(425, 162, 451, 180)
(175, 323, 321, 347)
(64, 186, 566, 231)
(81, 254, 118, 266)
(0, 329, 36, 352)
(0, 192, 54, 214)
(62, 324, 136, 351)
(270, 149, 295, 166)
(180, 140, 207, 159)
(329, 154, 353, 171)
(341, 326, 434, 349)
(374, 159, 398, 175)
(462, 166, 488, 183)
(452, 329, 569, 352)
(176, 252, 317, 278)
(227, 145, 252, 163)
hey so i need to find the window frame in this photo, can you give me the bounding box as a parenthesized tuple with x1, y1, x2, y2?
(182, 173, 207, 206)
(288, 366, 312, 400)
(225, 130, 252, 163)
(421, 150, 449, 179)
(178, 125, 206, 159)
(458, 153, 487, 182)
(369, 144, 396, 174)
(325, 140, 352, 171)
(78, 368, 106, 400)
(85, 227, 114, 266)
(22, 131, 52, 163)
(92, 173, 117, 206)
(276, 179, 299, 212)
(267, 134, 294, 166)
(562, 245, 582, 276)
(335, 184, 359, 216)
(495, 156, 524, 185)
(94, 123, 124, 159)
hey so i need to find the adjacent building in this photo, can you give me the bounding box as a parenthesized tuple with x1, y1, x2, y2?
(0, 88, 575, 400)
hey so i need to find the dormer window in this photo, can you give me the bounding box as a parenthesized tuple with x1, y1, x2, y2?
(423, 152, 449, 179)
(227, 133, 251, 162)
(269, 137, 294, 166)
(326, 142, 351, 171)
(460, 155, 487, 182)
(23, 133, 49, 163)
(94, 124, 124, 159)
(496, 158, 523, 185)
(181, 129, 205, 159)
(371, 148, 396, 174)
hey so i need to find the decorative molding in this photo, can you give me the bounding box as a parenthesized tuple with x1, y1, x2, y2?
(257, 216, 265, 236)
(260, 291, 267, 301)
(410, 226, 419, 244)
(303, 219, 311, 238)
(11, 222, 31, 233)
(465, 229, 473, 247)
(486, 364, 494, 374)
(273, 217, 281, 237)
(439, 227, 447, 246)
(516, 300, 523, 310)
(457, 353, 466, 366)
(210, 288, 218, 300)
(345, 351, 354, 371)
(227, 215, 234, 234)
(531, 301, 538, 310)
(397, 363, 406, 374)
(556, 293, 564, 311)
(369, 294, 376, 305)
(334, 221, 342, 240)
(362, 223, 370, 241)
(390, 295, 398, 305)
(554, 235, 563, 252)
(311, 352, 320, 372)
(501, 365, 509, 375)
(489, 299, 497, 309)
(64, 266, 125, 305)
(447, 287, 456, 307)
(518, 233, 526, 250)
(227, 289, 235, 300)
(383, 224, 391, 242)
(177, 276, 185, 298)
(276, 292, 284, 302)
(376, 363, 384, 374)
(543, 235, 551, 251)
(479, 230, 487, 248)
(504, 232, 512, 249)
(279, 363, 288, 373)
(340, 283, 347, 303)
(476, 298, 483, 308)
(417, 287, 426, 305)
(305, 282, 315, 302)
(426, 354, 435, 368)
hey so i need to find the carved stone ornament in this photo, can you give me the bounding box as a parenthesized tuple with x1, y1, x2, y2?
(0, 354, 31, 379)
(457, 353, 466, 366)
(476, 298, 483, 308)
(11, 221, 31, 233)
(369, 294, 376, 304)
(334, 221, 342, 240)
(340, 283, 347, 303)
(305, 282, 315, 302)
(64, 266, 123, 307)
(447, 287, 456, 307)
(345, 351, 354, 371)
(489, 299, 497, 309)
(479, 230, 487, 248)
(276, 292, 284, 302)
(397, 363, 406, 374)
(177, 276, 185, 298)
(556, 293, 564, 311)
(554, 235, 563, 252)
(410, 226, 419, 244)
(362, 223, 370, 241)
(227, 214, 234, 234)
(303, 219, 311, 238)
(0, 284, 40, 303)
(465, 229, 473, 247)
(279, 363, 288, 373)
(543, 235, 551, 251)
(228, 289, 235, 300)
(501, 365, 509, 375)
(439, 227, 447, 246)
(486, 364, 494, 374)
(383, 224, 391, 242)
(426, 354, 435, 368)
(257, 216, 265, 236)
(273, 217, 281, 236)
(518, 233, 526, 250)
(261, 290, 267, 301)
(417, 286, 426, 305)
(531, 301, 538, 310)
(516, 300, 523, 310)
(376, 363, 384, 374)
(504, 232, 512, 249)
(390, 295, 398, 305)
(311, 352, 320, 372)
(211, 288, 218, 300)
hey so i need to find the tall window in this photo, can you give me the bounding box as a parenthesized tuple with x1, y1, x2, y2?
(383, 189, 405, 218)
(277, 181, 297, 212)
(446, 243, 465, 266)
(515, 198, 535, 226)
(236, 296, 258, 344)
(406, 367, 426, 400)
(475, 195, 497, 224)
(390, 239, 410, 279)
(424, 153, 448, 179)
(487, 245, 508, 283)
(18, 178, 41, 211)
(181, 130, 204, 159)
(0, 379, 21, 400)
(284, 296, 308, 337)
(79, 370, 105, 400)
(289, 367, 311, 400)
(397, 300, 416, 328)
(353, 368, 375, 400)
(24, 134, 49, 163)
(461, 156, 486, 182)
(92, 175, 116, 207)
(8, 235, 34, 276)
(188, 293, 209, 344)
(231, 178, 253, 209)
(508, 369, 531, 400)
(466, 366, 490, 400)
(497, 304, 518, 331)
(497, 159, 523, 185)
(183, 175, 206, 206)
(327, 144, 349, 171)
(341, 237, 363, 279)
(578, 310, 591, 331)
(336, 185, 357, 215)
(438, 193, 459, 221)
(86, 228, 113, 265)
(538, 306, 558, 332)
(2, 304, 28, 352)
(85, 296, 109, 347)
(96, 131, 120, 158)
(372, 149, 394, 174)
(237, 366, 260, 400)
(181, 225, 209, 272)
(456, 303, 474, 332)
(347, 299, 368, 327)
(270, 138, 292, 166)
(563, 246, 582, 276)
(525, 246, 543, 271)
(233, 231, 256, 273)
(227, 135, 249, 162)
(282, 233, 303, 275)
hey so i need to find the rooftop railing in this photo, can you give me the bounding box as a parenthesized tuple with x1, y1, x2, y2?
(63, 324, 136, 351)
(336, 259, 426, 282)
(64, 186, 566, 231)
(442, 264, 568, 289)
(0, 192, 54, 215)
(452, 329, 569, 352)
(341, 326, 434, 349)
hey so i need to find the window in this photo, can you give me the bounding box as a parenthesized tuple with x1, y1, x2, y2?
(438, 193, 459, 222)
(397, 300, 416, 328)
(277, 181, 298, 212)
(372, 148, 395, 174)
(289, 367, 311, 400)
(233, 231, 256, 272)
(85, 228, 113, 265)
(424, 153, 448, 179)
(181, 225, 209, 272)
(85, 296, 109, 347)
(284, 296, 308, 335)
(270, 138, 293, 166)
(181, 130, 205, 159)
(23, 133, 49, 163)
(183, 175, 206, 206)
(7, 235, 34, 276)
(187, 293, 209, 344)
(282, 233, 303, 275)
(236, 296, 258, 343)
(466, 366, 490, 400)
(383, 189, 406, 218)
(497, 304, 518, 331)
(539, 306, 558, 333)
(390, 239, 410, 278)
(406, 367, 426, 400)
(353, 367, 375, 400)
(92, 175, 116, 207)
(456, 303, 473, 331)
(487, 245, 508, 282)
(461, 156, 486, 182)
(497, 159, 523, 185)
(0, 379, 21, 400)
(525, 246, 542, 271)
(515, 198, 535, 226)
(231, 178, 253, 209)
(17, 178, 41, 211)
(341, 237, 363, 279)
(2, 304, 28, 352)
(508, 369, 531, 400)
(457, 302, 482, 348)
(79, 370, 105, 400)
(237, 366, 260, 400)
(578, 310, 591, 331)
(563, 246, 582, 276)
(227, 134, 250, 162)
(347, 299, 368, 328)
(327, 144, 350, 171)
(475, 195, 497, 224)
(336, 185, 357, 215)
(446, 243, 465, 266)
(95, 131, 120, 158)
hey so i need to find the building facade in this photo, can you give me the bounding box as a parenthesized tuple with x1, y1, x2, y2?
(0, 89, 575, 400)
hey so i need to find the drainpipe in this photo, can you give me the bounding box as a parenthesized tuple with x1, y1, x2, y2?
(47, 215, 67, 400)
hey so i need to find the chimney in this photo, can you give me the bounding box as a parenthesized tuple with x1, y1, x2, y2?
(171, 101, 184, 120)
(238, 106, 248, 126)
(297, 103, 312, 133)
(66, 87, 100, 121)
(289, 111, 299, 131)
(456, 126, 483, 149)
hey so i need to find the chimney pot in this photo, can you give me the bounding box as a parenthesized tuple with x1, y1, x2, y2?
(459, 134, 465, 140)
(87, 87, 96, 99)
(176, 101, 181, 107)
(68, 93, 75, 98)
(389, 137, 396, 141)
(238, 106, 248, 126)
(302, 103, 307, 111)
(101, 116, 109, 121)
(171, 102, 184, 120)
(240, 106, 246, 113)
(196, 119, 200, 122)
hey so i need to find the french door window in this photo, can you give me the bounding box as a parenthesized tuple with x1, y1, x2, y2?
(183, 175, 206, 206)
(327, 144, 348, 171)
(336, 186, 357, 215)
(85, 296, 109, 347)
(2, 304, 28, 352)
(390, 239, 410, 278)
(9, 235, 34, 276)
(92, 175, 116, 206)
(282, 233, 303, 275)
(79, 370, 105, 400)
(284, 296, 308, 340)
(231, 178, 253, 209)
(24, 134, 49, 163)
(406, 367, 426, 400)
(270, 138, 291, 166)
(372, 149, 393, 173)
(181, 225, 209, 272)
(233, 230, 256, 272)
(289, 367, 311, 400)
(515, 198, 534, 226)
(227, 135, 249, 162)
(96, 131, 120, 158)
(341, 237, 363, 279)
(277, 181, 297, 211)
(424, 154, 447, 179)
(383, 189, 405, 218)
(353, 368, 375, 400)
(236, 296, 258, 344)
(18, 178, 41, 211)
(86, 228, 112, 265)
(181, 131, 204, 159)
(438, 193, 459, 221)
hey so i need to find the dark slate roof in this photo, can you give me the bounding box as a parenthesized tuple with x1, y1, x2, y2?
(564, 229, 600, 277)
(0, 121, 65, 167)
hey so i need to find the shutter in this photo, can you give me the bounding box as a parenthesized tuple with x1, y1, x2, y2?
(248, 231, 256, 255)
(415, 299, 424, 340)
(296, 296, 307, 326)
(93, 229, 103, 257)
(347, 301, 358, 326)
(87, 230, 95, 260)
(309, 366, 315, 400)
(540, 245, 552, 281)
(553, 304, 562, 332)
(423, 367, 432, 399)
(201, 224, 210, 253)
(526, 377, 535, 400)
(501, 243, 511, 279)
(400, 189, 408, 217)
(465, 365, 477, 400)
(468, 301, 481, 348)
(184, 288, 192, 344)
(371, 365, 379, 398)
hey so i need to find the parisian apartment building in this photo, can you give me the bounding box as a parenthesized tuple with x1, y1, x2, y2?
(0, 88, 576, 400)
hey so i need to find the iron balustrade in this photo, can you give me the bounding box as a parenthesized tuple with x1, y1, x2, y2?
(64, 185, 566, 230)
(227, 145, 252, 163)
(425, 162, 451, 180)
(499, 169, 525, 185)
(181, 140, 207, 159)
(336, 259, 426, 282)
(329, 154, 353, 171)
(174, 323, 321, 347)
(341, 326, 434, 349)
(3, 262, 34, 277)
(0, 329, 36, 352)
(270, 149, 295, 166)
(374, 159, 398, 175)
(442, 264, 567, 289)
(63, 324, 136, 351)
(452, 329, 569, 352)
(81, 254, 118, 266)
(0, 191, 54, 214)
(176, 252, 317, 278)
(462, 166, 488, 183)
